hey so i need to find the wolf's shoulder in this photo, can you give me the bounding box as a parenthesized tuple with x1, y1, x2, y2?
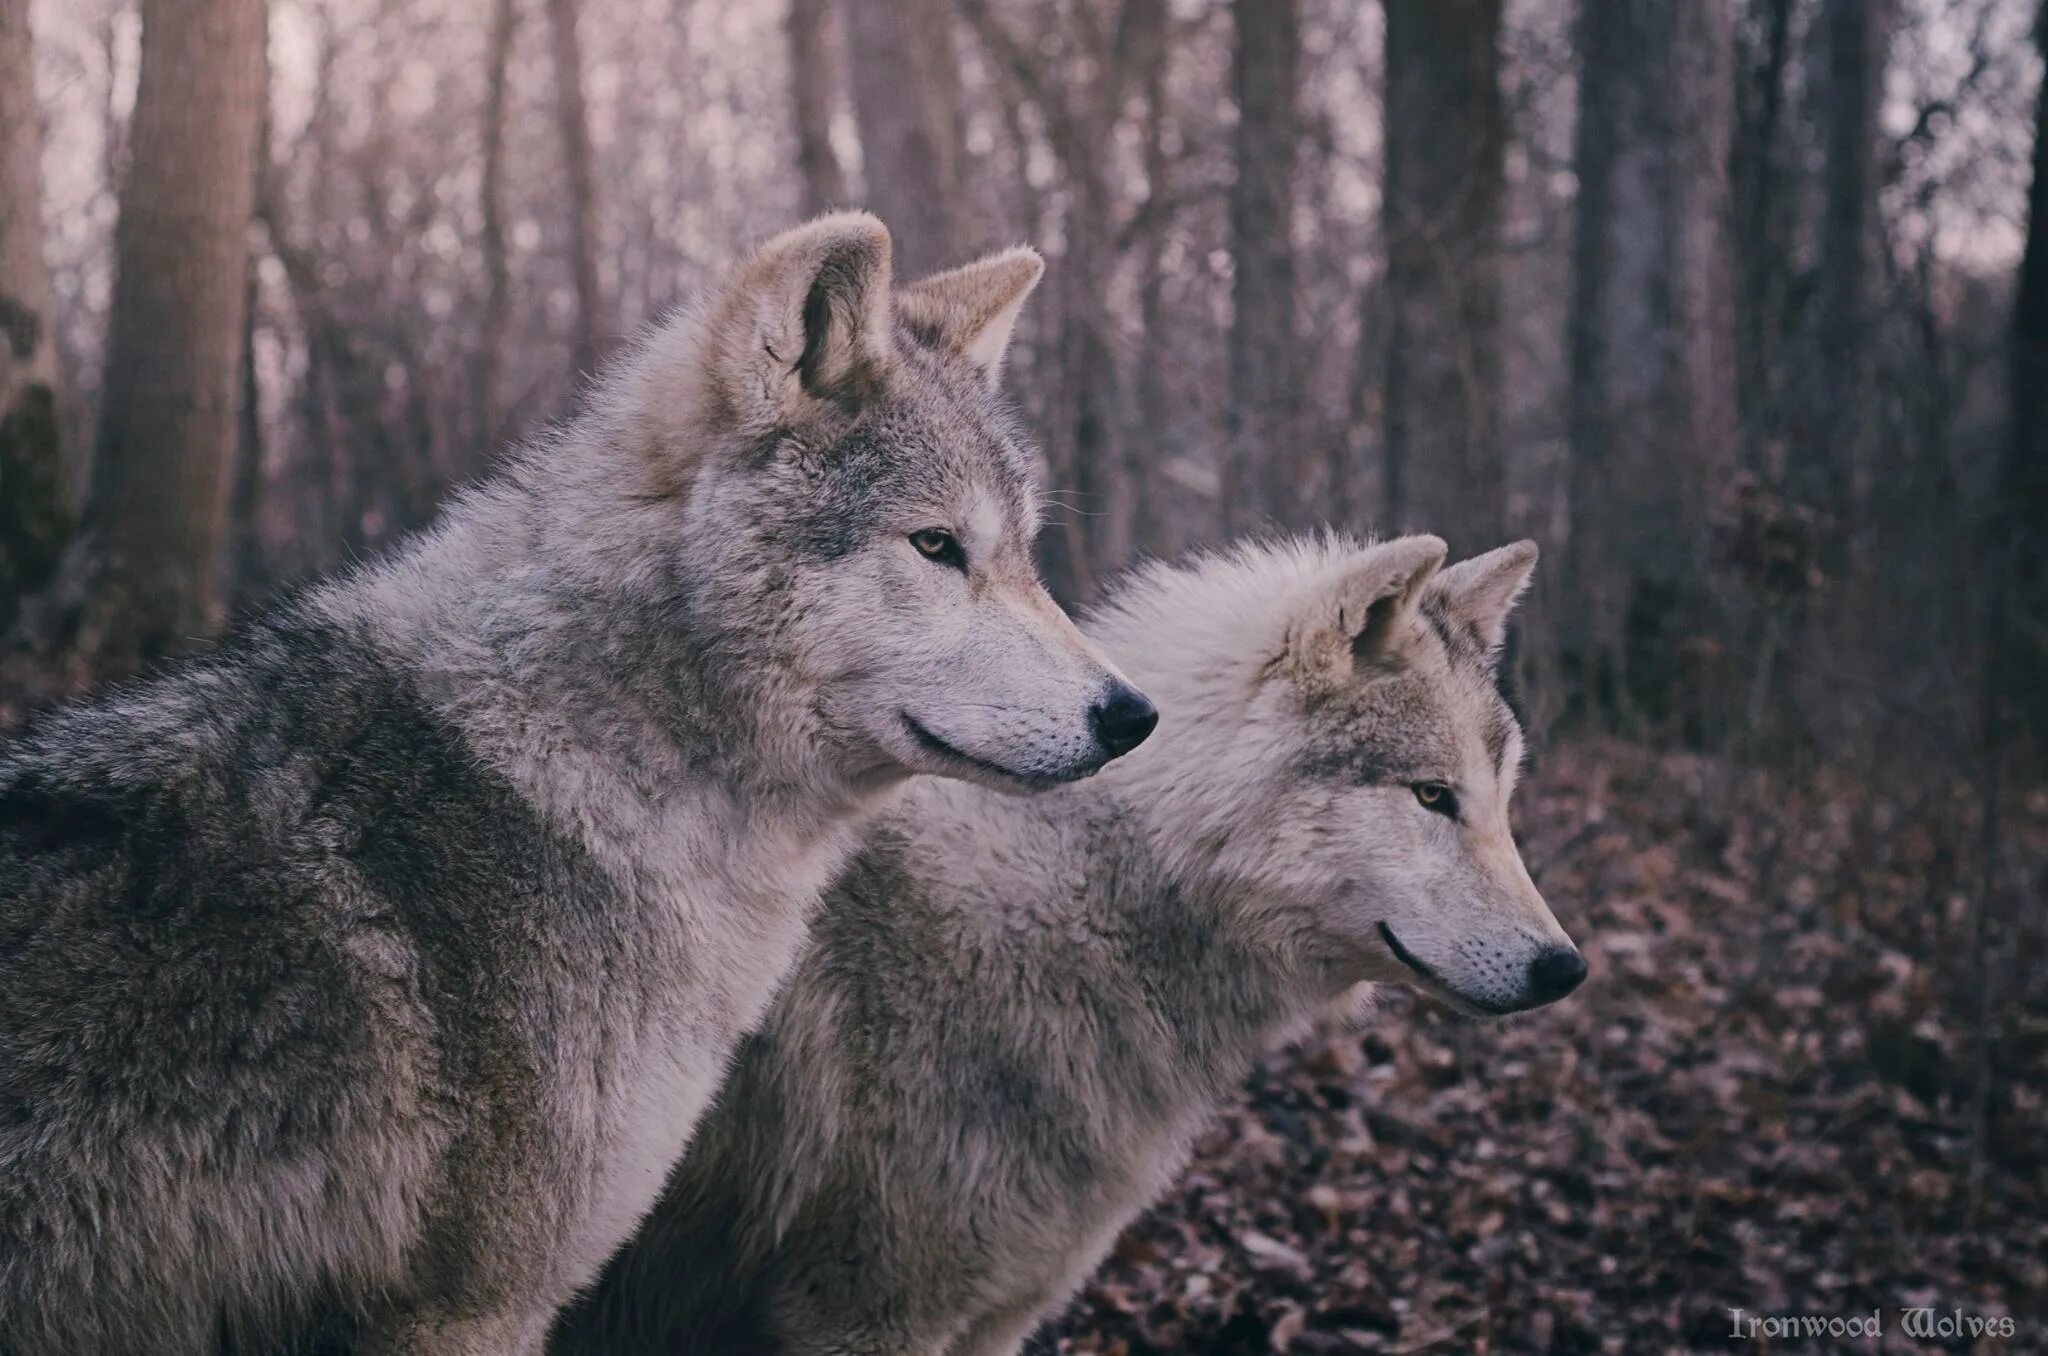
(0, 600, 545, 922)
(4, 602, 396, 803)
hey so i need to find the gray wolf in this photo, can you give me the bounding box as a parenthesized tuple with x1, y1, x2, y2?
(0, 213, 1153, 1355)
(551, 533, 1584, 1356)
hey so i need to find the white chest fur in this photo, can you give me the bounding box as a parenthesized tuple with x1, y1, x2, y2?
(553, 798, 860, 1291)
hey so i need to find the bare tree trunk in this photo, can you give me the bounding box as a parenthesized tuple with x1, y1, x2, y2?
(479, 0, 519, 446)
(1567, 0, 1737, 730)
(1381, 0, 1504, 551)
(1804, 0, 1891, 562)
(82, 0, 266, 668)
(2011, 1, 2048, 765)
(789, 0, 848, 217)
(1051, 180, 1117, 598)
(1733, 0, 1793, 476)
(1340, 276, 1386, 530)
(226, 225, 265, 606)
(1225, 0, 1300, 532)
(959, 0, 1155, 602)
(1959, 6, 2048, 1199)
(0, 0, 72, 632)
(546, 0, 606, 377)
(252, 8, 336, 585)
(842, 0, 966, 277)
(1131, 11, 1175, 559)
(227, 29, 272, 609)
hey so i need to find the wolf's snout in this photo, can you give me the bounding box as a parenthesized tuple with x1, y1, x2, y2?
(1089, 684, 1158, 759)
(1523, 946, 1587, 1005)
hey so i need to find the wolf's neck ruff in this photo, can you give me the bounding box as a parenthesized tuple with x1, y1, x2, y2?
(318, 459, 860, 824)
(903, 715, 1342, 1102)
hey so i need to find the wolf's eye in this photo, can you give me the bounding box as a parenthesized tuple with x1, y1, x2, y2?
(1413, 782, 1460, 819)
(909, 529, 966, 570)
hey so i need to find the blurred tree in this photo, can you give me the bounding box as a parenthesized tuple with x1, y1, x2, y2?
(1566, 0, 1737, 730)
(253, 10, 338, 586)
(228, 238, 264, 604)
(228, 45, 272, 607)
(1382, 0, 1505, 553)
(77, 0, 265, 668)
(789, 0, 849, 217)
(961, 0, 1160, 601)
(1733, 0, 1794, 477)
(1129, 0, 1176, 560)
(1806, 0, 1893, 564)
(844, 0, 967, 277)
(2013, 0, 2048, 762)
(1226, 0, 1301, 531)
(546, 0, 607, 377)
(0, 0, 71, 634)
(479, 0, 520, 447)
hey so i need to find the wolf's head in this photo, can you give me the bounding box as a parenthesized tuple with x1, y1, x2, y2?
(590, 213, 1151, 794)
(1100, 536, 1582, 1015)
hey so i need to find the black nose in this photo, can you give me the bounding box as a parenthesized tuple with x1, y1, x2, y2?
(1524, 947, 1588, 1005)
(1089, 684, 1158, 759)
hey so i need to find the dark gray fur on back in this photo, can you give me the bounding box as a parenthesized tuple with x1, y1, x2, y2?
(0, 606, 627, 1349)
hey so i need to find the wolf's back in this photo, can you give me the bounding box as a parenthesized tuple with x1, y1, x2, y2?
(0, 605, 597, 1354)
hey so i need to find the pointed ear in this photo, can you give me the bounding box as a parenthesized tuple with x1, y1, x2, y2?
(704, 212, 895, 432)
(894, 246, 1045, 388)
(1284, 536, 1448, 685)
(1429, 540, 1539, 659)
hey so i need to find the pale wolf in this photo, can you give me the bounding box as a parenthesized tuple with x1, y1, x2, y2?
(553, 533, 1584, 1356)
(0, 213, 1156, 1355)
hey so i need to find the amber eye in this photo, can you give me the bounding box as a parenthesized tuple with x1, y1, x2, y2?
(1413, 782, 1460, 819)
(909, 529, 966, 570)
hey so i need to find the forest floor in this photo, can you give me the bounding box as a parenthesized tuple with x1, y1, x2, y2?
(1035, 740, 2048, 1356)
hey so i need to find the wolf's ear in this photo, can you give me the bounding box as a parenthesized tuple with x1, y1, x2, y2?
(1285, 535, 1447, 684)
(894, 247, 1045, 389)
(1429, 540, 1538, 659)
(705, 212, 895, 431)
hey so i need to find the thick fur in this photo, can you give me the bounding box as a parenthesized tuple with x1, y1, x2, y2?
(0, 214, 1143, 1354)
(553, 535, 1583, 1356)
